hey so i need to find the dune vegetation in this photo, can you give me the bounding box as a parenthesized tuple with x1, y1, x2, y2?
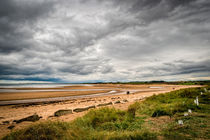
(2, 86, 210, 140)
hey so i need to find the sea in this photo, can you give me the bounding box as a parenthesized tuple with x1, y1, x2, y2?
(0, 83, 92, 88)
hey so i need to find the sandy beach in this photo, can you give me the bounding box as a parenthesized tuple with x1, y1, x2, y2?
(0, 84, 201, 138)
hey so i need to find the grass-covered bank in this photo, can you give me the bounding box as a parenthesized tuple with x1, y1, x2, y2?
(2, 86, 210, 140)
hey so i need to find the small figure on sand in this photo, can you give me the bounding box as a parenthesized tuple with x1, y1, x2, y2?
(127, 91, 130, 95)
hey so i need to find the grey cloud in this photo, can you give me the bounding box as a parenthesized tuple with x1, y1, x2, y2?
(0, 0, 55, 53)
(0, 0, 54, 22)
(0, 0, 209, 82)
(0, 63, 50, 76)
(101, 0, 210, 62)
(112, 0, 199, 24)
(138, 59, 210, 78)
(130, 0, 198, 23)
(58, 58, 114, 75)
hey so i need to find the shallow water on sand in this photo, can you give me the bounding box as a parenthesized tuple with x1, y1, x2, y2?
(0, 83, 92, 88)
(0, 90, 123, 105)
(0, 88, 114, 93)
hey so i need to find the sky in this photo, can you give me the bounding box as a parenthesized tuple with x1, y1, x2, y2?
(0, 0, 210, 83)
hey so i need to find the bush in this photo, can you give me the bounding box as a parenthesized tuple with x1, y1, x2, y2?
(152, 108, 171, 117)
(90, 108, 125, 128)
(2, 121, 70, 140)
(73, 107, 137, 130)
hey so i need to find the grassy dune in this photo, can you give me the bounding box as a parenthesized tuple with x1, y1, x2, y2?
(2, 86, 210, 140)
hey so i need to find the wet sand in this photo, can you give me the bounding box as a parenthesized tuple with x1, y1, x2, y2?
(0, 90, 113, 101)
(0, 84, 170, 103)
(0, 84, 201, 138)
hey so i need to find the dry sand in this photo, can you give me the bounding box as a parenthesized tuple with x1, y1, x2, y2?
(0, 84, 201, 138)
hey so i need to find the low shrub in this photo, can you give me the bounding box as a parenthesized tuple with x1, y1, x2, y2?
(2, 121, 70, 140)
(73, 107, 137, 130)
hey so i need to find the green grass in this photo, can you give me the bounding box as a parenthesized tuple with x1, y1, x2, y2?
(2, 86, 210, 140)
(2, 121, 71, 140)
(133, 87, 210, 117)
(163, 114, 210, 140)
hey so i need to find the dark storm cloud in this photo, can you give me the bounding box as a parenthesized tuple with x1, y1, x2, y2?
(0, 0, 54, 22)
(101, 0, 210, 62)
(143, 59, 210, 77)
(129, 0, 196, 13)
(0, 0, 54, 53)
(0, 0, 210, 82)
(112, 0, 200, 24)
(0, 62, 51, 76)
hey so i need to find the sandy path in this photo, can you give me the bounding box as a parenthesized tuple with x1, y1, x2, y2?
(0, 84, 201, 138)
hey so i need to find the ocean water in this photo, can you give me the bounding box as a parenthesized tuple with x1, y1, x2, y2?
(0, 83, 92, 88)
(0, 88, 110, 93)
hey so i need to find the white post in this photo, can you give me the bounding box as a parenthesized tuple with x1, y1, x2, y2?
(196, 96, 199, 106)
